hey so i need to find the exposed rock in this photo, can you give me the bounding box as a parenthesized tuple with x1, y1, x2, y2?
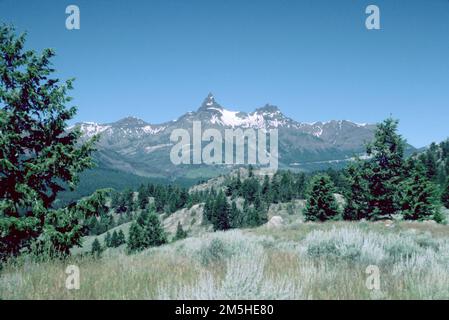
(266, 216, 284, 228)
(384, 219, 394, 227)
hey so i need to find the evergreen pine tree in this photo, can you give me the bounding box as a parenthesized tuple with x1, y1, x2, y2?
(0, 25, 97, 259)
(242, 177, 260, 203)
(295, 173, 307, 199)
(86, 216, 99, 235)
(442, 177, 449, 209)
(245, 207, 260, 227)
(111, 190, 123, 211)
(114, 192, 127, 213)
(137, 184, 149, 210)
(270, 176, 280, 203)
(401, 163, 441, 221)
(117, 230, 126, 245)
(127, 222, 145, 252)
(123, 188, 135, 213)
(304, 174, 340, 222)
(111, 230, 119, 247)
(212, 191, 231, 231)
(203, 196, 214, 223)
(144, 212, 167, 246)
(365, 118, 405, 220)
(343, 162, 369, 220)
(261, 174, 271, 203)
(234, 171, 242, 197)
(174, 222, 188, 241)
(229, 201, 243, 228)
(254, 192, 268, 225)
(280, 172, 293, 201)
(105, 231, 112, 248)
(419, 143, 439, 181)
(248, 165, 254, 177)
(91, 238, 103, 258)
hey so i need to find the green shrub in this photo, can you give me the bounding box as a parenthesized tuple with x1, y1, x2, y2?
(384, 240, 422, 262)
(199, 238, 230, 266)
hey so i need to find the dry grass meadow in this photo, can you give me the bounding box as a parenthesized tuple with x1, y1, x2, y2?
(1, 219, 449, 300)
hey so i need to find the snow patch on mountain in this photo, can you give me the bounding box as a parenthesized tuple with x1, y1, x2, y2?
(142, 125, 166, 135)
(75, 122, 111, 137)
(208, 107, 286, 129)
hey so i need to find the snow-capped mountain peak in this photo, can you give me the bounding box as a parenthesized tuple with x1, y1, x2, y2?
(198, 92, 221, 111)
(70, 93, 405, 179)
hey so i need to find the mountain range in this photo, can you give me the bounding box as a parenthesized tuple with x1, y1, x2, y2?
(72, 94, 414, 182)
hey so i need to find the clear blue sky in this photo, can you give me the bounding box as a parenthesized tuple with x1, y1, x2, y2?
(1, 0, 448, 147)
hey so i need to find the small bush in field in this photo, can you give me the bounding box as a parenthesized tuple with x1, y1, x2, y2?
(414, 232, 440, 251)
(300, 226, 449, 268)
(160, 245, 300, 299)
(301, 227, 386, 264)
(384, 240, 422, 262)
(199, 238, 230, 266)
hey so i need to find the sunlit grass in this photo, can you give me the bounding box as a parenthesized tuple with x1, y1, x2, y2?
(1, 221, 449, 299)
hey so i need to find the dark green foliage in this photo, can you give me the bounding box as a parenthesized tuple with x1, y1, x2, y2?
(442, 177, 449, 208)
(107, 229, 125, 247)
(223, 169, 309, 206)
(111, 231, 119, 247)
(343, 162, 369, 220)
(173, 222, 188, 241)
(105, 231, 111, 247)
(229, 201, 243, 228)
(91, 238, 103, 258)
(261, 174, 271, 203)
(343, 119, 446, 223)
(241, 177, 260, 202)
(253, 192, 268, 225)
(418, 143, 439, 181)
(55, 166, 160, 208)
(269, 177, 281, 203)
(364, 118, 405, 220)
(144, 212, 167, 247)
(107, 182, 192, 216)
(400, 163, 441, 221)
(126, 210, 167, 252)
(248, 165, 254, 177)
(127, 222, 146, 252)
(137, 184, 149, 210)
(122, 188, 135, 213)
(324, 168, 349, 195)
(212, 191, 230, 231)
(279, 172, 294, 202)
(295, 173, 307, 199)
(417, 139, 449, 186)
(118, 230, 125, 245)
(244, 206, 263, 227)
(0, 25, 98, 259)
(86, 212, 114, 236)
(304, 174, 340, 222)
(117, 212, 132, 226)
(4, 189, 111, 259)
(225, 171, 242, 198)
(203, 196, 214, 225)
